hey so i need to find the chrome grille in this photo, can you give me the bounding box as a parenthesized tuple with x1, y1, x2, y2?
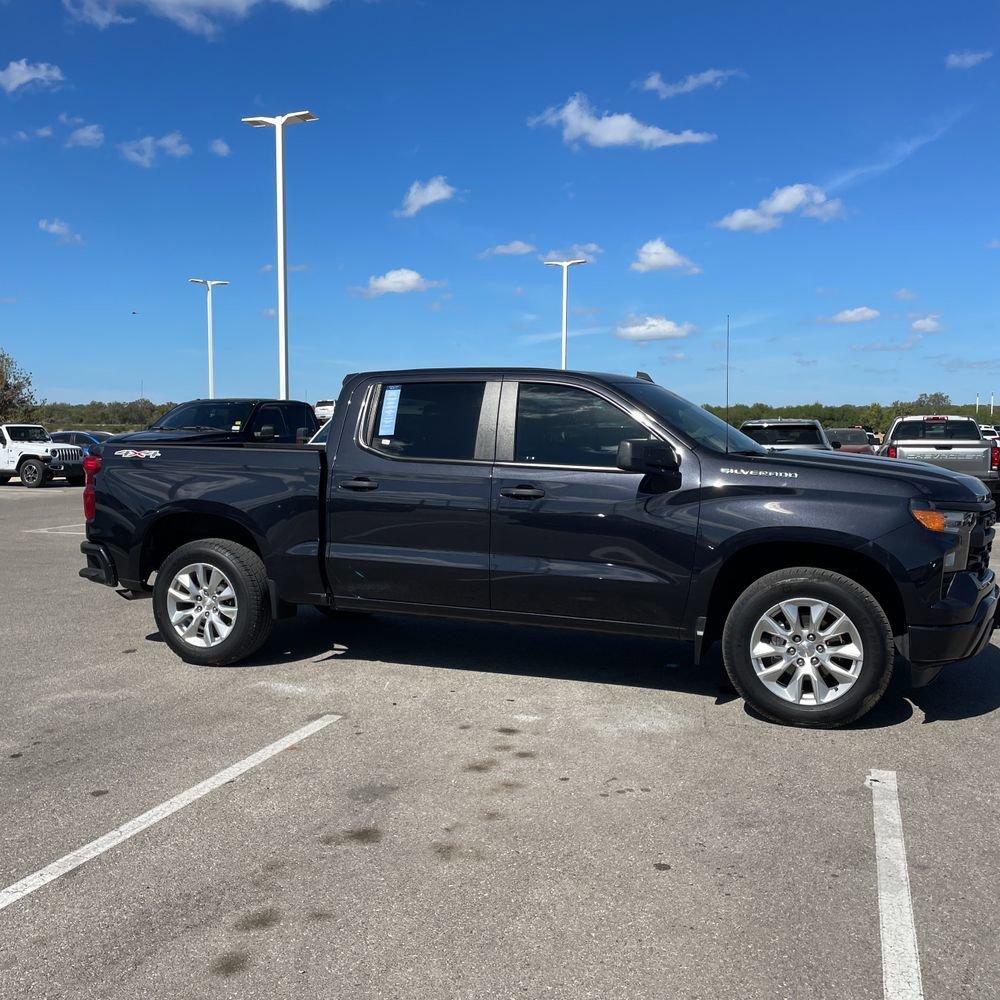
(52, 446, 83, 463)
(967, 510, 994, 576)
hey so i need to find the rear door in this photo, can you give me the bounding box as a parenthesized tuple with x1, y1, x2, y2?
(490, 378, 700, 629)
(326, 376, 500, 609)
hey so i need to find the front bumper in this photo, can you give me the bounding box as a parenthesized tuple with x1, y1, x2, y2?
(79, 541, 118, 587)
(50, 461, 83, 476)
(901, 576, 998, 669)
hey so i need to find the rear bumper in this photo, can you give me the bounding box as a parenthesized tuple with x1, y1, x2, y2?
(79, 541, 118, 587)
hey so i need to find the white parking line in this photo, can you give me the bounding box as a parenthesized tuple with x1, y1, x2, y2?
(0, 713, 342, 912)
(25, 523, 86, 535)
(867, 769, 924, 1000)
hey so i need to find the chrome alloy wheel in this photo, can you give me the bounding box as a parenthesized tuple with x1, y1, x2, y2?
(21, 463, 40, 486)
(749, 598, 864, 706)
(165, 562, 238, 649)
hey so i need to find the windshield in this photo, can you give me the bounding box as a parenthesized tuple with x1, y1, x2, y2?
(828, 428, 869, 445)
(90, 431, 113, 442)
(890, 419, 981, 442)
(616, 382, 764, 454)
(6, 425, 51, 443)
(151, 400, 255, 432)
(743, 424, 823, 446)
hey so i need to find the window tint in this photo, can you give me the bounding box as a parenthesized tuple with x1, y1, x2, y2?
(369, 381, 486, 461)
(743, 424, 823, 446)
(152, 401, 255, 432)
(889, 419, 981, 441)
(828, 428, 868, 445)
(514, 383, 653, 468)
(250, 405, 291, 441)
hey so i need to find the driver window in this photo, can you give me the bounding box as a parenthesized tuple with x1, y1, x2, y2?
(514, 383, 653, 468)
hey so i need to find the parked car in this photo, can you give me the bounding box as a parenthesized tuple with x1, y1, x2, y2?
(51, 430, 113, 455)
(826, 427, 874, 455)
(109, 398, 319, 446)
(80, 368, 997, 728)
(880, 415, 999, 489)
(738, 418, 837, 451)
(979, 424, 999, 441)
(0, 423, 85, 487)
(314, 399, 337, 422)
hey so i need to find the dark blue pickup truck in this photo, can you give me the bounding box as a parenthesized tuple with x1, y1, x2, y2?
(80, 368, 997, 727)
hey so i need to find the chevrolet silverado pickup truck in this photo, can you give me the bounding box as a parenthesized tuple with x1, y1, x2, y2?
(880, 415, 999, 489)
(79, 368, 998, 727)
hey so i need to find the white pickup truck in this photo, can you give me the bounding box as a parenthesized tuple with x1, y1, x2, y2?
(0, 423, 85, 488)
(880, 414, 999, 490)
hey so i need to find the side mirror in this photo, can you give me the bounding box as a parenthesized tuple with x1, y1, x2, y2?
(831, 440, 842, 450)
(617, 438, 679, 474)
(254, 425, 276, 441)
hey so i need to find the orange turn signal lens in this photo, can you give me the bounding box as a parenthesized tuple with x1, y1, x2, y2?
(911, 509, 946, 532)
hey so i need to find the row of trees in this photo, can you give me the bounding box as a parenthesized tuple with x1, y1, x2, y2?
(2, 350, 996, 434)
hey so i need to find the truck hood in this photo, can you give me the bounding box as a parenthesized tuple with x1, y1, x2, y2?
(743, 448, 990, 504)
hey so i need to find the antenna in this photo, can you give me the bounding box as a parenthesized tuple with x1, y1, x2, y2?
(725, 313, 731, 454)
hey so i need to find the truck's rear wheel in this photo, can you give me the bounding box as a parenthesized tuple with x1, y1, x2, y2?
(19, 459, 46, 488)
(153, 538, 273, 666)
(721, 567, 893, 727)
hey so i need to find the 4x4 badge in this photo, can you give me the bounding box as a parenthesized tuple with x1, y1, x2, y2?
(114, 449, 161, 459)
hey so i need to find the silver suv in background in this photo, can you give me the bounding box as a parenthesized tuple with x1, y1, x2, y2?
(881, 415, 999, 488)
(738, 418, 837, 452)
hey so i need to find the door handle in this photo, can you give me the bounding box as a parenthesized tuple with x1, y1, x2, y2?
(500, 485, 545, 499)
(340, 477, 379, 491)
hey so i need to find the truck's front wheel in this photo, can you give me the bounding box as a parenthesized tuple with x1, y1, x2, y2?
(19, 459, 46, 488)
(153, 538, 273, 666)
(722, 567, 894, 727)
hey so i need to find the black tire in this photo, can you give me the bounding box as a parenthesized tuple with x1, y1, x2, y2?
(66, 475, 85, 487)
(722, 567, 893, 727)
(19, 459, 47, 488)
(153, 538, 274, 666)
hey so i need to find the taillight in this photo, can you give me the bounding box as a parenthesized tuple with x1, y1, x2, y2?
(992, 446, 999, 470)
(887, 446, 897, 458)
(83, 454, 102, 521)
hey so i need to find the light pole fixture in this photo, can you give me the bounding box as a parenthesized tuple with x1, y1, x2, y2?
(241, 109, 318, 400)
(188, 278, 229, 399)
(543, 258, 588, 370)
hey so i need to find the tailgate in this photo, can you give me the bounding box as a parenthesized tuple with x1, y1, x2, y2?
(894, 441, 990, 473)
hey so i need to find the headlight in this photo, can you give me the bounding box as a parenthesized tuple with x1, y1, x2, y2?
(910, 508, 975, 533)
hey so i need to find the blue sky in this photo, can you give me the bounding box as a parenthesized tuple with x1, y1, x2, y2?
(1, 0, 998, 406)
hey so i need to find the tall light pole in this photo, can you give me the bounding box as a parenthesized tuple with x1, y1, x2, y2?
(188, 278, 229, 399)
(543, 258, 587, 370)
(241, 109, 318, 399)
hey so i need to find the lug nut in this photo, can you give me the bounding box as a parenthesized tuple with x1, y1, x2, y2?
(816, 645, 825, 653)
(787, 647, 796, 655)
(807, 633, 815, 641)
(811, 657, 819, 665)
(796, 658, 805, 666)
(792, 634, 801, 642)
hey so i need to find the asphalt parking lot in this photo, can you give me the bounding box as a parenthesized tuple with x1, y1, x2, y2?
(1, 484, 998, 999)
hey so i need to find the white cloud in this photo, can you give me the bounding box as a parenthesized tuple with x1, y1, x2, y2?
(716, 182, 842, 233)
(35, 125, 53, 138)
(541, 242, 603, 263)
(210, 138, 230, 156)
(119, 131, 192, 167)
(38, 218, 83, 245)
(987, 239, 1000, 250)
(852, 335, 922, 353)
(0, 59, 64, 96)
(641, 68, 742, 99)
(395, 175, 456, 217)
(66, 123, 104, 148)
(63, 0, 332, 36)
(827, 306, 880, 324)
(662, 351, 687, 362)
(262, 306, 276, 318)
(616, 314, 694, 342)
(58, 112, 85, 125)
(946, 50, 992, 69)
(357, 268, 443, 298)
(531, 93, 715, 150)
(894, 287, 918, 300)
(479, 240, 536, 258)
(630, 238, 701, 274)
(911, 313, 941, 333)
(518, 326, 605, 345)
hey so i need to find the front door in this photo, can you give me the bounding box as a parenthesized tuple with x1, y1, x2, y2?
(490, 379, 701, 629)
(326, 377, 499, 610)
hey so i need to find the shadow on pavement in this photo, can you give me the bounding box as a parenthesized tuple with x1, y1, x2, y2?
(148, 610, 1000, 727)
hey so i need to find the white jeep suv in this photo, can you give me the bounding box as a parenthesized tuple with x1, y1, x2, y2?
(0, 424, 85, 488)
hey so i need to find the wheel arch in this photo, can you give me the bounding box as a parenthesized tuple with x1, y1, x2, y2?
(701, 540, 907, 655)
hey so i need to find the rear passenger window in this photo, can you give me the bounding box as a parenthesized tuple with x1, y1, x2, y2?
(369, 382, 486, 461)
(514, 382, 653, 467)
